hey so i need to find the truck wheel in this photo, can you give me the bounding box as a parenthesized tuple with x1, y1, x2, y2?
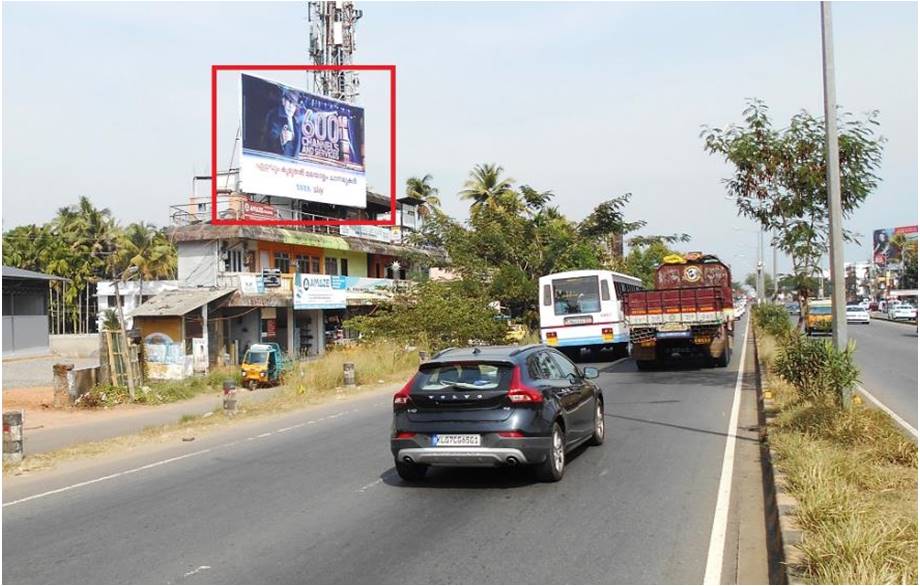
(715, 346, 730, 368)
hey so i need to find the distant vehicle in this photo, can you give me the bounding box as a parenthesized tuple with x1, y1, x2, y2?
(888, 302, 917, 321)
(845, 305, 871, 324)
(624, 253, 734, 370)
(869, 300, 879, 311)
(857, 299, 871, 310)
(538, 269, 642, 360)
(785, 302, 801, 315)
(806, 300, 833, 335)
(390, 345, 604, 482)
(733, 298, 747, 320)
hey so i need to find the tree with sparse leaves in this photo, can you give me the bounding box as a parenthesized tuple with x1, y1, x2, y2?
(702, 99, 884, 325)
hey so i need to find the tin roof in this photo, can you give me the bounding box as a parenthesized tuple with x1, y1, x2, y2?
(129, 288, 234, 317)
(2, 266, 70, 281)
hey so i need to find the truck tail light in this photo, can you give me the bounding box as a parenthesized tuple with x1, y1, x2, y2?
(602, 327, 613, 340)
(393, 375, 416, 409)
(507, 366, 543, 404)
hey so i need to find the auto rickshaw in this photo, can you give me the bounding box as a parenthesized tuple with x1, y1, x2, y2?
(241, 343, 289, 390)
(806, 300, 833, 336)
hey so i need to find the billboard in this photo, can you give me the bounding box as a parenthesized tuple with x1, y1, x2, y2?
(240, 74, 366, 208)
(873, 225, 918, 269)
(294, 273, 347, 310)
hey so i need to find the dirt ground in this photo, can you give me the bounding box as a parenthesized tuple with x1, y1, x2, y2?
(2, 386, 152, 432)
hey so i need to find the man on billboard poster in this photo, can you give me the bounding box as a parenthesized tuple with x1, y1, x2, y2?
(262, 89, 303, 158)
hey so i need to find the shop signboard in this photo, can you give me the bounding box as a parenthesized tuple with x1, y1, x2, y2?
(294, 273, 347, 309)
(262, 268, 282, 288)
(240, 274, 265, 294)
(241, 199, 279, 221)
(340, 224, 395, 243)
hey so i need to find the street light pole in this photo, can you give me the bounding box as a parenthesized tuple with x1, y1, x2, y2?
(821, 1, 850, 406)
(757, 229, 765, 303)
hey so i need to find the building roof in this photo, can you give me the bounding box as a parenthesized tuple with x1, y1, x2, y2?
(129, 288, 234, 317)
(2, 266, 69, 281)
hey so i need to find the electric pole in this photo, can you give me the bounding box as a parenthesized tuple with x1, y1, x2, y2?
(821, 1, 850, 404)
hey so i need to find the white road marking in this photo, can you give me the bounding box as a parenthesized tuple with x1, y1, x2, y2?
(183, 565, 211, 577)
(356, 478, 383, 493)
(256, 432, 272, 438)
(857, 385, 918, 438)
(3, 447, 215, 508)
(703, 317, 750, 585)
(276, 423, 305, 433)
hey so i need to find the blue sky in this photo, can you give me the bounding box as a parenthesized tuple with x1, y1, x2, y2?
(3, 1, 917, 277)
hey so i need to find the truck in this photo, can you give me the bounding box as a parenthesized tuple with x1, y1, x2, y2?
(624, 253, 734, 370)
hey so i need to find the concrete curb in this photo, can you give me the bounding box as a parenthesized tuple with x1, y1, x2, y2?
(752, 327, 805, 585)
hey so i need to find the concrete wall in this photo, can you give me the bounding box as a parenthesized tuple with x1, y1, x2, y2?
(49, 334, 99, 358)
(178, 241, 220, 287)
(3, 315, 49, 356)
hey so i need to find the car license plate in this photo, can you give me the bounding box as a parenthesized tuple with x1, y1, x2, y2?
(432, 434, 480, 447)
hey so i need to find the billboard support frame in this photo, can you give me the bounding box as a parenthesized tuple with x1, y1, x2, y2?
(211, 64, 396, 227)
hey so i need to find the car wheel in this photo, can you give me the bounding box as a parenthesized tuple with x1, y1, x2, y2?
(536, 422, 565, 482)
(589, 400, 605, 446)
(395, 459, 428, 482)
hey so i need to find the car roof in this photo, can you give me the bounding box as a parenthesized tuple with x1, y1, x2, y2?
(427, 344, 545, 364)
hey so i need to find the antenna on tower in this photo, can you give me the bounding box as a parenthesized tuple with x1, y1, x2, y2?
(308, 1, 363, 103)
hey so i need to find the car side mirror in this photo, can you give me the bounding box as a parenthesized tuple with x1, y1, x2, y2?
(582, 367, 599, 379)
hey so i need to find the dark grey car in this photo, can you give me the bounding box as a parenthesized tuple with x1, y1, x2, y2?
(390, 344, 605, 482)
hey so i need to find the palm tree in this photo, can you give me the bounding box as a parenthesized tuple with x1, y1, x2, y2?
(405, 175, 441, 218)
(116, 223, 178, 298)
(459, 164, 515, 211)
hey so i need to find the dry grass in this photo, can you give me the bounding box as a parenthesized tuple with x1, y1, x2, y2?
(759, 327, 918, 584)
(4, 343, 418, 476)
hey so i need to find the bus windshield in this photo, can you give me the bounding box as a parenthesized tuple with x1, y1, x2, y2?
(552, 276, 601, 315)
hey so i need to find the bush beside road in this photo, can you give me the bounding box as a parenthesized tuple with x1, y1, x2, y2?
(753, 305, 918, 584)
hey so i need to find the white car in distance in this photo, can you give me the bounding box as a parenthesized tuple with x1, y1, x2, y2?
(845, 305, 870, 324)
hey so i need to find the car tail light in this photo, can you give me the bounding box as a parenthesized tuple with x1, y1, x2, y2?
(498, 431, 524, 438)
(394, 431, 416, 439)
(393, 375, 416, 409)
(506, 366, 543, 404)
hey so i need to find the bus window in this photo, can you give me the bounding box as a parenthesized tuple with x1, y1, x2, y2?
(542, 284, 552, 306)
(601, 280, 610, 301)
(552, 276, 601, 315)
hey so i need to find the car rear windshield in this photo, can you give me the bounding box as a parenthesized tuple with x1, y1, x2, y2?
(244, 351, 269, 364)
(811, 306, 832, 315)
(413, 363, 514, 392)
(552, 276, 601, 315)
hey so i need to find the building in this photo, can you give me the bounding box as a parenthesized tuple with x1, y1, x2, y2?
(128, 181, 443, 375)
(2, 266, 67, 357)
(96, 279, 180, 330)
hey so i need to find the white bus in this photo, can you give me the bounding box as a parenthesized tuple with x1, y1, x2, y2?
(538, 270, 643, 358)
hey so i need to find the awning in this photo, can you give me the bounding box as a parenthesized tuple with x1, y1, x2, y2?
(129, 288, 235, 317)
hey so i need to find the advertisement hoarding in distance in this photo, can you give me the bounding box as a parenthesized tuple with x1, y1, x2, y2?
(873, 225, 918, 269)
(240, 74, 366, 208)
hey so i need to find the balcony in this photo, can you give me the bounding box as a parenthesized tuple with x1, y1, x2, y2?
(170, 195, 345, 236)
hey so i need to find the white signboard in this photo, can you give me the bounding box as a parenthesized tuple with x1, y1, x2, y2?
(294, 273, 347, 310)
(340, 224, 396, 243)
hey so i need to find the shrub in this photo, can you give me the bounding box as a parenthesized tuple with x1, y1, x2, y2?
(753, 303, 792, 338)
(774, 332, 859, 405)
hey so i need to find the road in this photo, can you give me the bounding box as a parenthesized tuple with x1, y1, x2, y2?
(848, 318, 918, 430)
(3, 318, 765, 584)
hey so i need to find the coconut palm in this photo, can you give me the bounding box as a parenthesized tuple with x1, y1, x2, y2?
(459, 164, 516, 211)
(405, 174, 441, 218)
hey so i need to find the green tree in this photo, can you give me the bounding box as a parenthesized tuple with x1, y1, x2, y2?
(702, 99, 884, 324)
(459, 163, 516, 211)
(405, 174, 441, 218)
(345, 280, 508, 351)
(891, 233, 918, 290)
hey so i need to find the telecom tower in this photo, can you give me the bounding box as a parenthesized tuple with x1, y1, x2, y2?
(308, 1, 362, 103)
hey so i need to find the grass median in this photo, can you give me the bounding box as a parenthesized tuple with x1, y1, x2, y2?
(755, 311, 918, 584)
(3, 342, 418, 476)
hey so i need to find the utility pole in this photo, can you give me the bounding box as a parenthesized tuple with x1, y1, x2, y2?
(821, 1, 850, 405)
(756, 229, 765, 303)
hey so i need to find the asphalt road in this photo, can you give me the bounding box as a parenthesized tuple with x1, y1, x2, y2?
(4, 320, 759, 584)
(848, 317, 918, 429)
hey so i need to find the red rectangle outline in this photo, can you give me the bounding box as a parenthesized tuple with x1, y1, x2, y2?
(211, 64, 396, 227)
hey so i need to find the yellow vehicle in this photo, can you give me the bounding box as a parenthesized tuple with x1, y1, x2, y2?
(806, 300, 833, 335)
(505, 323, 528, 344)
(240, 343, 288, 390)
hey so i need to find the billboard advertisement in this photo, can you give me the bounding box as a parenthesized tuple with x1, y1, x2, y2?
(873, 225, 918, 269)
(240, 74, 366, 208)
